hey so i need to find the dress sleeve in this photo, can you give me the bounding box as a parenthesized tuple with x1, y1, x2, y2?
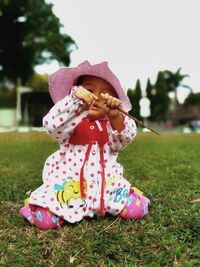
(42, 90, 88, 143)
(107, 115, 137, 151)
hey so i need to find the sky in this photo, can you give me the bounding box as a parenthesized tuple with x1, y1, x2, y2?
(36, 0, 200, 103)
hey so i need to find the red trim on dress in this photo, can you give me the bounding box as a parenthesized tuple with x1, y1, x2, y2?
(69, 118, 109, 216)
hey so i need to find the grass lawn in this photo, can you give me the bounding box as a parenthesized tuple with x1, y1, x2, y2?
(0, 132, 199, 267)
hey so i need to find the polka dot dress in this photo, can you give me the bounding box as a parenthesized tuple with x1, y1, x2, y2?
(29, 93, 137, 223)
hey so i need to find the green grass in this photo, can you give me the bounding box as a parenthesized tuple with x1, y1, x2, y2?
(0, 132, 199, 267)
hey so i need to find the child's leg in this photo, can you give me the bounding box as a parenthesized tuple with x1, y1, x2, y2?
(20, 204, 65, 230)
(119, 187, 150, 219)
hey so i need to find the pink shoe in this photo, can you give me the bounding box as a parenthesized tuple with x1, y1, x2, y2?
(119, 190, 150, 219)
(20, 204, 35, 224)
(32, 206, 65, 230)
(20, 204, 65, 230)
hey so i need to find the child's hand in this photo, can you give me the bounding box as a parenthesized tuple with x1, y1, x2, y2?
(75, 86, 98, 106)
(100, 93, 122, 118)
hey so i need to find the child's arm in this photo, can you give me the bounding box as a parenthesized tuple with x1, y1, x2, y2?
(100, 93, 137, 151)
(107, 115, 137, 151)
(43, 87, 88, 143)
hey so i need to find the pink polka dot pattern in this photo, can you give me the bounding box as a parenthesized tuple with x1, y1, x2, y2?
(29, 95, 138, 223)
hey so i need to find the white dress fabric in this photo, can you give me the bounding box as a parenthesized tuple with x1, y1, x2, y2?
(29, 92, 137, 223)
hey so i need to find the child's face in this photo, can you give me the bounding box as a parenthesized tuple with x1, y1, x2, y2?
(80, 76, 117, 121)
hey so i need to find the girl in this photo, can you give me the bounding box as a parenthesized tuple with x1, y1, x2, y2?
(20, 61, 150, 230)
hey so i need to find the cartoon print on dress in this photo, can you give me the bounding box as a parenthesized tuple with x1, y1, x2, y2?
(54, 177, 86, 209)
(113, 186, 144, 205)
(106, 175, 116, 187)
(113, 188, 131, 204)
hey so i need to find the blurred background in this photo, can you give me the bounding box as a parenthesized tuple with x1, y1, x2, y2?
(0, 0, 200, 133)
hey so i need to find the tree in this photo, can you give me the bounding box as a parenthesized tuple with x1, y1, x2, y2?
(145, 69, 190, 121)
(150, 72, 170, 122)
(26, 73, 48, 91)
(184, 92, 200, 106)
(162, 68, 191, 107)
(127, 79, 142, 120)
(146, 78, 154, 118)
(0, 0, 75, 84)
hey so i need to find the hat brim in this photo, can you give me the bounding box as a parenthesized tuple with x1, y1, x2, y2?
(49, 60, 132, 112)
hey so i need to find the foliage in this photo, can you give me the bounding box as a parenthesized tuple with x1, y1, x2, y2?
(161, 68, 191, 108)
(0, 87, 16, 108)
(162, 68, 190, 92)
(19, 91, 54, 126)
(0, 0, 75, 84)
(127, 79, 142, 120)
(26, 73, 49, 91)
(146, 78, 153, 98)
(184, 92, 200, 106)
(149, 72, 170, 122)
(146, 78, 154, 119)
(144, 69, 190, 122)
(0, 132, 199, 266)
(127, 68, 190, 122)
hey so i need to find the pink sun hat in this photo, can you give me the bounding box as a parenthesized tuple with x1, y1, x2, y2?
(49, 60, 132, 112)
